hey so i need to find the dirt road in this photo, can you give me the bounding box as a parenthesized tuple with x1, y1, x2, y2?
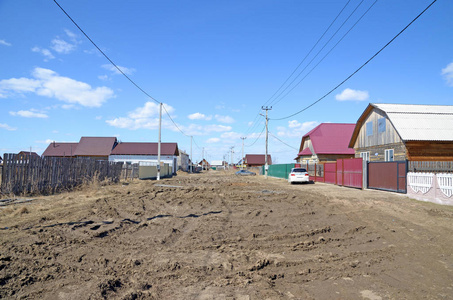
(1, 170, 453, 299)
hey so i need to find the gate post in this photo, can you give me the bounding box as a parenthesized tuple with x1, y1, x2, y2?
(362, 159, 367, 190)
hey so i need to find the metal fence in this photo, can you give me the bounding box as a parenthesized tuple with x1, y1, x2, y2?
(1, 153, 123, 195)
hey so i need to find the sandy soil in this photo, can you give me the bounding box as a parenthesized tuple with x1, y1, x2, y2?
(1, 170, 453, 299)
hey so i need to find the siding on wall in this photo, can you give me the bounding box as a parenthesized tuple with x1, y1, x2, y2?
(354, 109, 402, 149)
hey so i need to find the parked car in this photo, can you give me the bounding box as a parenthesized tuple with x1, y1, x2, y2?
(235, 170, 256, 176)
(288, 168, 310, 184)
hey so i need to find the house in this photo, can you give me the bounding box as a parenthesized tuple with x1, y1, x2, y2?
(348, 103, 453, 162)
(73, 137, 118, 160)
(244, 154, 272, 167)
(295, 123, 355, 164)
(198, 159, 210, 170)
(109, 142, 179, 174)
(211, 160, 227, 170)
(177, 150, 190, 172)
(42, 142, 78, 158)
(17, 151, 40, 160)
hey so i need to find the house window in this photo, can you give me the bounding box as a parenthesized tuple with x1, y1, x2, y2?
(385, 149, 394, 161)
(360, 152, 370, 161)
(366, 121, 373, 136)
(378, 118, 386, 133)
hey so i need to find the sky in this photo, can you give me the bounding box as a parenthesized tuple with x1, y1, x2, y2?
(1, 0, 452, 164)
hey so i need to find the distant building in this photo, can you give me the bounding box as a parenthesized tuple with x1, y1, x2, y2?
(177, 150, 189, 172)
(244, 154, 272, 167)
(109, 142, 179, 174)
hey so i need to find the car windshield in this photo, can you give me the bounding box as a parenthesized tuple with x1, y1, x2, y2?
(292, 168, 307, 173)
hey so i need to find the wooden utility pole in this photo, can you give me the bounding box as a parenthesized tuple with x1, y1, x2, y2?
(261, 106, 272, 178)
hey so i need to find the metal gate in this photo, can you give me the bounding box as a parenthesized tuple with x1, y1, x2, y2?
(323, 159, 363, 189)
(368, 161, 407, 193)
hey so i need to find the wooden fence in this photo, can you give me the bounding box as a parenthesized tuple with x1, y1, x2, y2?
(409, 161, 453, 173)
(1, 153, 123, 195)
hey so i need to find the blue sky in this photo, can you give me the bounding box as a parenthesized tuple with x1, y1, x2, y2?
(1, 0, 452, 164)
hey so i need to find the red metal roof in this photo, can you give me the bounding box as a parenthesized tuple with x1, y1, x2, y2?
(110, 142, 179, 156)
(298, 123, 355, 156)
(245, 154, 272, 165)
(42, 142, 78, 157)
(298, 147, 312, 156)
(73, 137, 117, 157)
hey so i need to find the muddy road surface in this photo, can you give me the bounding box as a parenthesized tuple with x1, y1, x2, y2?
(1, 171, 453, 299)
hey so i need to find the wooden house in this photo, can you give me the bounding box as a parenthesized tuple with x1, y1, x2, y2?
(349, 103, 453, 162)
(295, 123, 355, 164)
(244, 154, 272, 167)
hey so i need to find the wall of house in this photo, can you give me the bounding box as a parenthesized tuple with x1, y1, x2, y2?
(109, 155, 177, 174)
(405, 141, 453, 161)
(353, 108, 406, 162)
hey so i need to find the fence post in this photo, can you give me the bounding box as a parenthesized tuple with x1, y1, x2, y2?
(362, 159, 367, 190)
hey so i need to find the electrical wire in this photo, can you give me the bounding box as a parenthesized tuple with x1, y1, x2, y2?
(245, 126, 266, 147)
(269, 0, 373, 107)
(264, 0, 352, 107)
(53, 0, 160, 105)
(272, 0, 438, 121)
(271, 0, 377, 106)
(269, 132, 299, 151)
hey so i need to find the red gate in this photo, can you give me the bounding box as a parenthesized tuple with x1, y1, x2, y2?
(368, 161, 407, 193)
(324, 163, 336, 184)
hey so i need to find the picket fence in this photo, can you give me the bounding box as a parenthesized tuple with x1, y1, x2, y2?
(1, 153, 123, 195)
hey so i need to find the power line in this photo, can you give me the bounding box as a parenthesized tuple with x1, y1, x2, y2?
(245, 126, 266, 147)
(53, 0, 160, 105)
(162, 104, 189, 137)
(269, 0, 374, 107)
(272, 0, 438, 121)
(264, 0, 352, 107)
(269, 132, 299, 151)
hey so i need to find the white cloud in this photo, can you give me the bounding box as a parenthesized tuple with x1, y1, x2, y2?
(441, 62, 453, 86)
(0, 40, 12, 46)
(98, 75, 109, 81)
(51, 39, 75, 54)
(206, 137, 220, 143)
(9, 110, 48, 118)
(106, 102, 175, 130)
(95, 116, 103, 120)
(277, 120, 318, 138)
(220, 131, 242, 140)
(102, 64, 136, 75)
(0, 123, 17, 131)
(31, 47, 55, 60)
(36, 139, 55, 144)
(0, 67, 114, 107)
(335, 88, 369, 101)
(215, 114, 235, 124)
(188, 112, 212, 120)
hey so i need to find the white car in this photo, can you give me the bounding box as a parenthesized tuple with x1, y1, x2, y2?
(288, 168, 310, 184)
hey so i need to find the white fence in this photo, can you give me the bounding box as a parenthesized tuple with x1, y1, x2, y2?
(407, 172, 453, 205)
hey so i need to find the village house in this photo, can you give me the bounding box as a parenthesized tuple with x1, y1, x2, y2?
(348, 103, 453, 162)
(244, 154, 272, 167)
(295, 123, 355, 164)
(109, 142, 179, 174)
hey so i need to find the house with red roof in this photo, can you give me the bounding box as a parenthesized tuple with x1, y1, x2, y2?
(295, 123, 355, 164)
(244, 154, 272, 167)
(109, 142, 180, 174)
(42, 142, 78, 158)
(73, 137, 118, 160)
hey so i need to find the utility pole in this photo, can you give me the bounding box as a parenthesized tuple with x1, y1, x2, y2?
(240, 137, 246, 169)
(157, 102, 162, 180)
(230, 146, 234, 168)
(190, 136, 193, 173)
(261, 106, 272, 178)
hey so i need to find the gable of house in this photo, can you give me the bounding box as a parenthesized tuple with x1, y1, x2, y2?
(297, 123, 355, 162)
(73, 137, 118, 157)
(349, 103, 453, 161)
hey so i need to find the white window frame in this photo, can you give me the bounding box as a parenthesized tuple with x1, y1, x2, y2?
(360, 152, 370, 162)
(385, 149, 394, 162)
